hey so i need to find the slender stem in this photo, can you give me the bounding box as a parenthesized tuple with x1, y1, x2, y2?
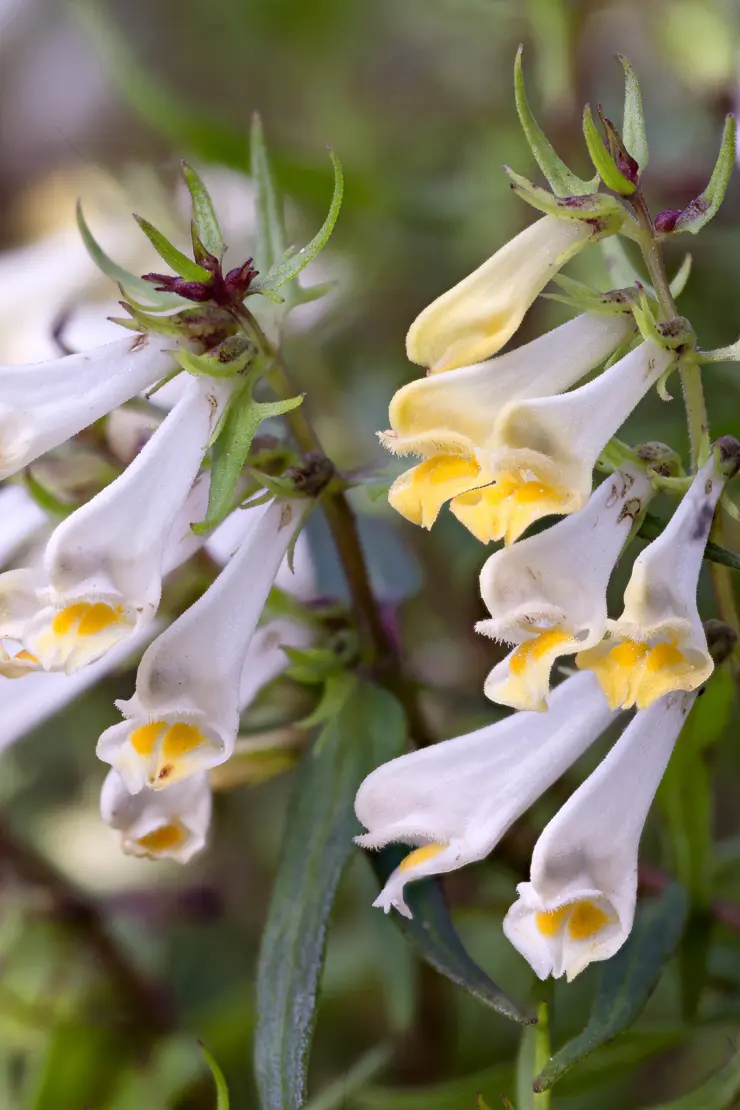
(0, 816, 173, 1042)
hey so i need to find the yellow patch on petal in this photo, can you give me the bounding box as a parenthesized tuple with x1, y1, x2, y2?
(491, 629, 577, 711)
(535, 905, 569, 936)
(51, 601, 125, 638)
(388, 455, 486, 529)
(508, 630, 573, 677)
(136, 822, 186, 854)
(13, 650, 38, 664)
(399, 842, 445, 872)
(162, 722, 204, 760)
(578, 637, 700, 710)
(450, 473, 571, 545)
(568, 901, 611, 941)
(51, 603, 89, 636)
(130, 720, 166, 756)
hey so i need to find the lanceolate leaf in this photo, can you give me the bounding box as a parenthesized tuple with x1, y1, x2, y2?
(647, 1050, 740, 1109)
(193, 386, 304, 533)
(514, 46, 596, 198)
(251, 113, 289, 276)
(200, 1045, 230, 1110)
(370, 847, 532, 1025)
(582, 105, 636, 195)
(674, 115, 736, 235)
(254, 681, 405, 1110)
(182, 162, 226, 261)
(253, 149, 343, 295)
(134, 214, 212, 283)
(619, 55, 649, 171)
(533, 885, 688, 1092)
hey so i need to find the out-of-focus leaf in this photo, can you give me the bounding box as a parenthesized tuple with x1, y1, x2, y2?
(647, 1049, 740, 1109)
(253, 150, 343, 294)
(254, 680, 405, 1110)
(251, 114, 289, 276)
(555, 1027, 687, 1096)
(582, 105, 636, 195)
(674, 115, 736, 234)
(639, 513, 740, 571)
(193, 386, 304, 533)
(134, 214, 212, 283)
(619, 55, 649, 171)
(304, 1044, 392, 1110)
(105, 1036, 204, 1110)
(600, 236, 649, 293)
(76, 201, 183, 309)
(27, 1022, 119, 1110)
(533, 885, 687, 1092)
(201, 1044, 230, 1110)
(182, 163, 226, 262)
(513, 46, 595, 197)
(517, 1002, 550, 1108)
(356, 1063, 514, 1110)
(370, 847, 532, 1025)
(669, 254, 692, 298)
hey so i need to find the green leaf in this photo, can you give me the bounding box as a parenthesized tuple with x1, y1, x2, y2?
(201, 1044, 229, 1110)
(182, 162, 226, 261)
(669, 254, 692, 298)
(369, 846, 532, 1025)
(23, 470, 75, 519)
(253, 149, 343, 294)
(639, 512, 740, 572)
(304, 1045, 392, 1110)
(513, 46, 596, 198)
(517, 1002, 550, 1109)
(251, 113, 289, 276)
(27, 1021, 119, 1110)
(76, 201, 183, 309)
(193, 386, 304, 533)
(282, 646, 347, 685)
(533, 884, 688, 1092)
(254, 680, 405, 1110)
(619, 55, 649, 171)
(582, 104, 636, 195)
(356, 1064, 514, 1110)
(176, 336, 256, 379)
(647, 1050, 740, 1110)
(674, 115, 736, 234)
(555, 1026, 687, 1097)
(600, 235, 650, 294)
(134, 214, 212, 283)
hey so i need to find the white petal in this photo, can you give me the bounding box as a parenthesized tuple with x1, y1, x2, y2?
(0, 334, 179, 479)
(0, 485, 47, 567)
(503, 690, 695, 980)
(406, 216, 595, 372)
(355, 671, 617, 917)
(100, 768, 211, 863)
(96, 498, 308, 792)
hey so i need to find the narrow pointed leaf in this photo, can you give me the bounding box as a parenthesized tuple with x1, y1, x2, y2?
(251, 113, 289, 274)
(517, 1002, 551, 1109)
(134, 214, 212, 283)
(669, 254, 692, 298)
(253, 149, 343, 294)
(583, 105, 636, 195)
(194, 387, 304, 533)
(76, 201, 183, 309)
(514, 46, 596, 198)
(647, 1050, 740, 1109)
(254, 681, 405, 1110)
(619, 55, 649, 171)
(182, 162, 226, 260)
(201, 1045, 229, 1110)
(369, 847, 532, 1025)
(533, 885, 687, 1092)
(674, 115, 736, 234)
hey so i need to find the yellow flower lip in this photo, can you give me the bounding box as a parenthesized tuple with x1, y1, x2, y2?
(577, 635, 708, 710)
(451, 472, 573, 545)
(129, 719, 209, 789)
(388, 454, 489, 530)
(535, 899, 612, 942)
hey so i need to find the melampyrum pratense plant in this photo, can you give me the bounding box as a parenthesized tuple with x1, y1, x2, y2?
(3, 49, 740, 1107)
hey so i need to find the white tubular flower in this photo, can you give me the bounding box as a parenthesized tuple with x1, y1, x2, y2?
(96, 497, 307, 793)
(477, 467, 653, 712)
(0, 333, 179, 480)
(355, 671, 617, 918)
(450, 340, 676, 545)
(504, 690, 695, 981)
(100, 769, 211, 863)
(7, 376, 231, 675)
(383, 312, 634, 532)
(577, 451, 730, 709)
(406, 215, 597, 373)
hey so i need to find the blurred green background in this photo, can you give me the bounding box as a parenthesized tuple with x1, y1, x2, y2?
(3, 0, 740, 1106)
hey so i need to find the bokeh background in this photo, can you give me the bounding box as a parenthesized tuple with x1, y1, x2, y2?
(2, 0, 740, 1106)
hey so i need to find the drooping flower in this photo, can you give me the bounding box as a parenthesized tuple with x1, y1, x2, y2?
(0, 376, 231, 675)
(406, 215, 600, 373)
(355, 671, 617, 918)
(477, 467, 653, 711)
(0, 333, 179, 480)
(577, 445, 736, 709)
(96, 497, 307, 793)
(450, 340, 677, 545)
(503, 690, 695, 981)
(100, 768, 212, 863)
(384, 311, 634, 532)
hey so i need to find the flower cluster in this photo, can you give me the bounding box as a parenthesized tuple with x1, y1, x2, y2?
(358, 193, 740, 980)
